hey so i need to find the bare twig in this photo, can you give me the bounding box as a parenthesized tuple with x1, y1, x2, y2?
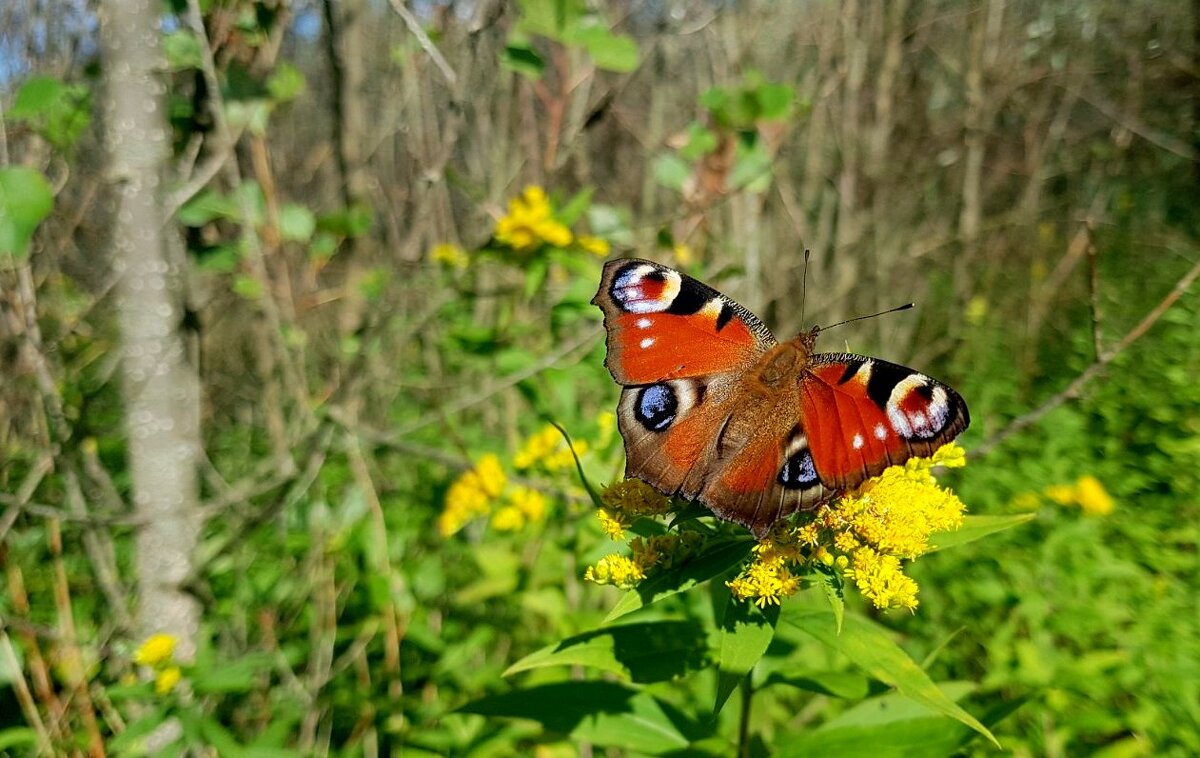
(975, 253, 1200, 456)
(385, 0, 458, 88)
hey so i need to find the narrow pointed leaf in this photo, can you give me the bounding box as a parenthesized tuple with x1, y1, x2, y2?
(926, 513, 1035, 553)
(461, 681, 693, 755)
(504, 620, 709, 683)
(784, 609, 999, 748)
(714, 599, 779, 714)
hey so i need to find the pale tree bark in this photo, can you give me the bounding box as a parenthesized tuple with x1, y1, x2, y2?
(98, 0, 202, 660)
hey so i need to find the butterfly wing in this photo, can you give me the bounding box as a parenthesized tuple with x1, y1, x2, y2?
(615, 373, 833, 538)
(592, 258, 776, 385)
(799, 353, 970, 490)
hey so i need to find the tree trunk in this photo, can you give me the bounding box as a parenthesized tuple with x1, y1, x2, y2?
(98, 0, 202, 660)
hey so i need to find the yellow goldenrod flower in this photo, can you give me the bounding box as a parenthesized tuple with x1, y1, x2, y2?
(845, 546, 920, 611)
(490, 505, 526, 532)
(600, 479, 671, 517)
(671, 243, 693, 266)
(727, 444, 968, 611)
(495, 186, 573, 251)
(577, 235, 610, 257)
(430, 242, 468, 269)
(154, 666, 182, 696)
(597, 507, 631, 541)
(510, 486, 547, 523)
(584, 554, 646, 589)
(1045, 475, 1113, 516)
(133, 633, 176, 667)
(1074, 475, 1114, 516)
(514, 425, 587, 472)
(438, 453, 508, 537)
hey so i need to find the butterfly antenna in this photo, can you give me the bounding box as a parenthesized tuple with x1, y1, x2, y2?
(800, 249, 811, 327)
(820, 302, 915, 332)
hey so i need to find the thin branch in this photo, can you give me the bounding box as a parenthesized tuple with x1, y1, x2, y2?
(386, 0, 458, 88)
(975, 253, 1200, 457)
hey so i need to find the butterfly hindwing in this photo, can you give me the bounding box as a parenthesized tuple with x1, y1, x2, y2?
(592, 258, 775, 385)
(800, 353, 970, 490)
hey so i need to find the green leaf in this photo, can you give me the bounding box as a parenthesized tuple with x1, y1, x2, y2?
(605, 537, 753, 622)
(653, 154, 691, 192)
(573, 25, 640, 73)
(504, 620, 709, 682)
(516, 0, 585, 41)
(818, 572, 845, 634)
(784, 609, 1000, 747)
(774, 683, 988, 757)
(192, 652, 275, 694)
(926, 513, 1036, 553)
(754, 82, 794, 121)
(163, 30, 204, 70)
(679, 122, 719, 160)
(108, 709, 170, 752)
(714, 597, 779, 714)
(8, 76, 91, 151)
(461, 681, 693, 755)
(501, 42, 546, 80)
(317, 202, 374, 237)
(178, 188, 240, 226)
(0, 728, 38, 751)
(232, 274, 264, 301)
(277, 203, 316, 242)
(761, 669, 872, 700)
(266, 61, 307, 103)
(0, 167, 54, 259)
(557, 187, 594, 226)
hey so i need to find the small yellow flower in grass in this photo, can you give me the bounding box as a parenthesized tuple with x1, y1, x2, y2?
(672, 243, 693, 266)
(510, 486, 547, 523)
(491, 505, 526, 532)
(495, 186, 573, 251)
(430, 242, 468, 269)
(1046, 475, 1113, 516)
(577, 236, 610, 257)
(154, 666, 182, 696)
(586, 533, 703, 589)
(438, 453, 508, 536)
(133, 633, 176, 667)
(514, 424, 587, 472)
(1075, 475, 1114, 516)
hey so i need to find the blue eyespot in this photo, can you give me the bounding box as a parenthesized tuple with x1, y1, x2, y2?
(636, 384, 677, 432)
(778, 449, 819, 490)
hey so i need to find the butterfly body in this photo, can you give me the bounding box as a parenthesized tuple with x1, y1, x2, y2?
(593, 258, 969, 538)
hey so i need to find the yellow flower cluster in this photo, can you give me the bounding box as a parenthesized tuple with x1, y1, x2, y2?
(585, 533, 703, 589)
(577, 235, 610, 257)
(514, 424, 589, 472)
(491, 487, 548, 532)
(438, 454, 507, 536)
(728, 443, 968, 611)
(430, 242, 469, 269)
(132, 633, 183, 696)
(1046, 475, 1114, 516)
(594, 479, 672, 541)
(495, 186, 573, 251)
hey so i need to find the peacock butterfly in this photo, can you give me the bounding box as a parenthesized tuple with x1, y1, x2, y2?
(592, 258, 969, 538)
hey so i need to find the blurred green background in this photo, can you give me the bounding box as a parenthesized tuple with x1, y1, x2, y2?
(1, 0, 1198, 754)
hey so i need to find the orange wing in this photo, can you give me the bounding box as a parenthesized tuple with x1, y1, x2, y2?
(592, 259, 775, 385)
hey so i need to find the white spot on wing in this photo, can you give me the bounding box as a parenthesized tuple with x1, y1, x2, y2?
(635, 317, 652, 329)
(852, 433, 864, 450)
(640, 337, 655, 349)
